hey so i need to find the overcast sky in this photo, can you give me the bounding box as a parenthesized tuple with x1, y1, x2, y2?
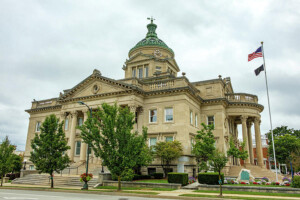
(1, 0, 299, 151)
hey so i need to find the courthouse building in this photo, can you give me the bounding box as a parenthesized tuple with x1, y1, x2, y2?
(24, 20, 265, 175)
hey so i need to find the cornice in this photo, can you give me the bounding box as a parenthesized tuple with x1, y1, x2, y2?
(25, 105, 62, 114)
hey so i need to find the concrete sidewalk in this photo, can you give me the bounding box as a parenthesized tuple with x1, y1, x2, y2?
(2, 183, 300, 200)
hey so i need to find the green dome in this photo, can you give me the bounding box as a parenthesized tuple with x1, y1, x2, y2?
(129, 21, 174, 54)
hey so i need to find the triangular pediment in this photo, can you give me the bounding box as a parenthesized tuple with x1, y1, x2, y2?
(60, 72, 134, 100)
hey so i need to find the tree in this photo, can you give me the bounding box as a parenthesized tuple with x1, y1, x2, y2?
(0, 136, 15, 186)
(239, 141, 249, 165)
(78, 103, 152, 191)
(192, 123, 215, 172)
(267, 126, 300, 142)
(155, 140, 183, 177)
(209, 150, 228, 197)
(226, 137, 239, 165)
(30, 114, 70, 188)
(11, 154, 22, 173)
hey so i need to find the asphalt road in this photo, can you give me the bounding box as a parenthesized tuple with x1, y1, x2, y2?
(0, 189, 176, 200)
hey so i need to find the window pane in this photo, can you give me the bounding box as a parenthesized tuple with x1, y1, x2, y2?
(165, 108, 173, 122)
(166, 136, 173, 142)
(78, 117, 83, 126)
(36, 122, 41, 132)
(195, 115, 198, 127)
(149, 109, 157, 122)
(132, 68, 136, 77)
(138, 68, 143, 78)
(150, 138, 157, 146)
(190, 111, 193, 124)
(64, 119, 69, 130)
(145, 66, 149, 77)
(208, 116, 214, 125)
(75, 141, 81, 155)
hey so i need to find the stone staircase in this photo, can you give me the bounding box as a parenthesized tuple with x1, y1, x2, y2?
(58, 162, 103, 176)
(12, 174, 98, 187)
(227, 165, 284, 182)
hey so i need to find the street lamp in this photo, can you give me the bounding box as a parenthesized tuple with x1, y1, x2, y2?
(23, 159, 27, 170)
(78, 101, 92, 190)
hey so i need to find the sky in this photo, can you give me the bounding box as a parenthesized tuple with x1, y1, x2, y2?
(0, 0, 299, 151)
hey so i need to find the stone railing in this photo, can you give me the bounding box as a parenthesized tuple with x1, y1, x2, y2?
(143, 78, 190, 92)
(225, 93, 258, 104)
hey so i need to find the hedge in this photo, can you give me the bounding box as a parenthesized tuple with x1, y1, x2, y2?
(168, 172, 188, 186)
(292, 176, 300, 188)
(198, 172, 224, 185)
(132, 174, 152, 180)
(153, 173, 164, 179)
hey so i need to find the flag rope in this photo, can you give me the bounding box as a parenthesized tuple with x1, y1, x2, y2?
(261, 41, 278, 182)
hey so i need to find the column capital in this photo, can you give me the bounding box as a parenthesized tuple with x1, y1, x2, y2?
(60, 111, 67, 118)
(70, 110, 78, 118)
(241, 115, 248, 123)
(129, 104, 137, 113)
(247, 121, 253, 128)
(254, 117, 261, 124)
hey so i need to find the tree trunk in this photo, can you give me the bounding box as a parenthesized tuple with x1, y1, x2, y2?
(50, 173, 54, 189)
(0, 175, 3, 187)
(117, 176, 121, 191)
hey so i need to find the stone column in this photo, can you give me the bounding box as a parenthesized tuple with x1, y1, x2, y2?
(68, 110, 77, 162)
(254, 117, 264, 167)
(80, 110, 88, 162)
(247, 122, 254, 164)
(241, 116, 250, 165)
(129, 104, 137, 130)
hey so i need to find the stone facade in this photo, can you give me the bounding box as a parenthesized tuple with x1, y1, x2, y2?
(24, 20, 265, 176)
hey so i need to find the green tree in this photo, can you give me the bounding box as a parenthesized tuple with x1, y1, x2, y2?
(30, 114, 70, 188)
(226, 137, 239, 165)
(78, 103, 152, 191)
(209, 150, 228, 197)
(192, 123, 215, 172)
(267, 126, 300, 142)
(239, 141, 249, 165)
(155, 140, 183, 177)
(11, 154, 22, 173)
(0, 136, 15, 186)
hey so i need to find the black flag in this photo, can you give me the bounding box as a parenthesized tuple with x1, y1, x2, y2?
(254, 64, 264, 76)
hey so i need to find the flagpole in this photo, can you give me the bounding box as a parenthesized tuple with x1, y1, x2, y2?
(261, 41, 278, 182)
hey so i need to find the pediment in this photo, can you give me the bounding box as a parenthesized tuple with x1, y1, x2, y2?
(60, 73, 134, 101)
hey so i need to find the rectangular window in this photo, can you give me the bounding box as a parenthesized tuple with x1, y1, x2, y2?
(145, 66, 149, 77)
(75, 141, 81, 156)
(156, 66, 161, 73)
(195, 114, 198, 127)
(64, 119, 69, 130)
(132, 68, 136, 77)
(207, 116, 215, 126)
(165, 108, 173, 122)
(191, 138, 194, 151)
(149, 137, 157, 147)
(35, 122, 41, 132)
(138, 68, 143, 78)
(77, 117, 83, 126)
(149, 109, 157, 123)
(166, 136, 173, 142)
(190, 111, 193, 125)
(29, 165, 34, 170)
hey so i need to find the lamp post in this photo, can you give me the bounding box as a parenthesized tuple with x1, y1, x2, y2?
(78, 101, 92, 190)
(101, 160, 104, 173)
(23, 159, 27, 170)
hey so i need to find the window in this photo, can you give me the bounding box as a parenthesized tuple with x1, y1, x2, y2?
(207, 116, 215, 126)
(156, 66, 161, 73)
(132, 67, 136, 77)
(190, 111, 193, 125)
(191, 138, 194, 151)
(166, 136, 173, 142)
(149, 137, 157, 147)
(145, 66, 149, 77)
(64, 118, 69, 130)
(75, 141, 81, 156)
(138, 68, 143, 78)
(77, 117, 83, 126)
(35, 122, 41, 132)
(149, 109, 157, 123)
(195, 114, 198, 127)
(165, 108, 173, 122)
(29, 165, 34, 170)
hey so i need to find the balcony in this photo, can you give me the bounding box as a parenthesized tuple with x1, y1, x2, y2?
(225, 93, 258, 104)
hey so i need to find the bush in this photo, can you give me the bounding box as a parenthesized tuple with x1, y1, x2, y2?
(153, 173, 164, 179)
(198, 172, 224, 185)
(168, 172, 188, 186)
(132, 174, 151, 180)
(5, 173, 20, 180)
(292, 176, 300, 188)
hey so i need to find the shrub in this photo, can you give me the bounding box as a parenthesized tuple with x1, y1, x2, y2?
(153, 173, 164, 179)
(5, 173, 20, 180)
(198, 172, 224, 185)
(292, 176, 300, 188)
(168, 173, 188, 186)
(132, 174, 151, 180)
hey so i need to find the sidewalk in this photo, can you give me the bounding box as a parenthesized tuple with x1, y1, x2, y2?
(2, 182, 300, 200)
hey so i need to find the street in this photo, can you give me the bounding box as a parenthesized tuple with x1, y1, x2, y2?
(0, 189, 177, 200)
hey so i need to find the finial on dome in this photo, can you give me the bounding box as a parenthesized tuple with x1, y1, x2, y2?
(146, 16, 157, 38)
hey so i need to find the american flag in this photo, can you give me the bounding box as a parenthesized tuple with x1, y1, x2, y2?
(248, 46, 263, 61)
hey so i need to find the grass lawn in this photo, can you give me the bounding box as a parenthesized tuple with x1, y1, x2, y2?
(134, 179, 168, 183)
(224, 184, 291, 188)
(96, 185, 175, 191)
(193, 190, 300, 197)
(181, 194, 284, 200)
